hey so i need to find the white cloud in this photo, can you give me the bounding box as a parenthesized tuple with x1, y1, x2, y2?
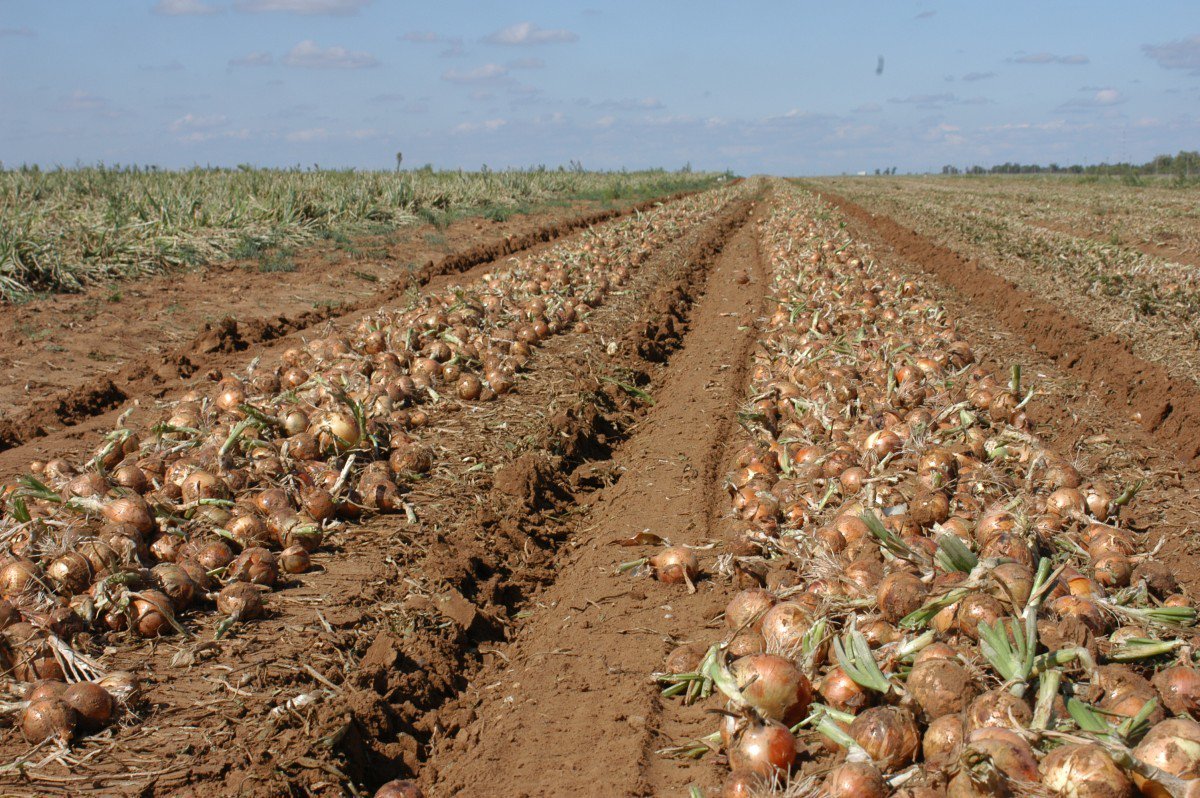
(153, 0, 220, 15)
(484, 22, 578, 46)
(442, 63, 509, 83)
(452, 118, 507, 134)
(229, 51, 273, 67)
(285, 127, 379, 142)
(852, 102, 881, 113)
(282, 40, 378, 69)
(399, 31, 462, 57)
(235, 0, 370, 14)
(507, 57, 545, 70)
(1061, 88, 1125, 109)
(169, 113, 228, 134)
(889, 93, 990, 108)
(1009, 52, 1089, 65)
(0, 26, 37, 37)
(60, 90, 124, 118)
(962, 71, 996, 82)
(1143, 35, 1200, 74)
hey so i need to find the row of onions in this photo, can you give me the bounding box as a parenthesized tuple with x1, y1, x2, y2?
(652, 186, 1199, 798)
(0, 186, 742, 755)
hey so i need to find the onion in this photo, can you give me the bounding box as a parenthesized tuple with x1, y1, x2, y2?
(923, 713, 965, 769)
(63, 681, 117, 731)
(906, 657, 978, 720)
(989, 562, 1034, 609)
(965, 688, 1032, 731)
(102, 496, 155, 536)
(217, 582, 265, 620)
(824, 762, 887, 798)
(649, 548, 699, 585)
(877, 571, 929, 623)
(721, 770, 768, 798)
(728, 717, 796, 777)
(1155, 666, 1200, 720)
(46, 552, 92, 595)
(0, 558, 43, 599)
(132, 590, 177, 637)
(725, 588, 776, 632)
(26, 679, 68, 702)
(279, 545, 312, 574)
(194, 540, 235, 571)
(151, 563, 197, 610)
(1040, 743, 1133, 798)
(955, 727, 1040, 790)
(228, 547, 278, 587)
(820, 666, 874, 714)
(1133, 717, 1200, 778)
(374, 781, 424, 798)
(21, 697, 78, 744)
(97, 671, 142, 706)
(848, 706, 920, 769)
(954, 592, 1005, 640)
(228, 515, 273, 549)
(731, 654, 812, 724)
(759, 601, 814, 654)
(728, 632, 766, 658)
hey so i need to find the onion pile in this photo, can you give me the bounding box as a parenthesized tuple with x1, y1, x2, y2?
(654, 187, 1200, 798)
(0, 186, 744, 746)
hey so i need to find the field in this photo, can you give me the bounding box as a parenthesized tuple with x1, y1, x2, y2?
(1, 174, 1200, 798)
(0, 167, 727, 301)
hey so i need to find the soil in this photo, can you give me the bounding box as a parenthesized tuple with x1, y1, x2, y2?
(4, 178, 1200, 797)
(425, 194, 770, 798)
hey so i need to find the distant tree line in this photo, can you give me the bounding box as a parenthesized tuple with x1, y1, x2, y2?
(937, 150, 1200, 179)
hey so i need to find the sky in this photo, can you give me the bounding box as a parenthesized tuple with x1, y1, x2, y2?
(1, 0, 1198, 175)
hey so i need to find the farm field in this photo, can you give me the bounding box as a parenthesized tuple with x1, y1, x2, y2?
(1, 175, 1200, 798)
(806, 176, 1200, 387)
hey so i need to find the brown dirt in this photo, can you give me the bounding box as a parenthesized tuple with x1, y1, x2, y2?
(424, 197, 770, 797)
(0, 195, 691, 457)
(811, 187, 1200, 466)
(0, 186, 759, 796)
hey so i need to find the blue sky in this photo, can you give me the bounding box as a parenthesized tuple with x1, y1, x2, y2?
(1, 0, 1198, 174)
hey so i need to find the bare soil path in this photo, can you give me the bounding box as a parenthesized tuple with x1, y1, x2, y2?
(425, 200, 769, 797)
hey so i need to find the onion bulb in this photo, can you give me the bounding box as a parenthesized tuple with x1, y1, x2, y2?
(1155, 666, 1200, 720)
(374, 781, 424, 798)
(728, 718, 796, 777)
(848, 706, 920, 770)
(725, 588, 776, 632)
(1040, 743, 1132, 798)
(649, 547, 699, 585)
(217, 582, 265, 620)
(731, 654, 812, 724)
(907, 657, 978, 721)
(1132, 717, 1200, 778)
(62, 681, 116, 731)
(21, 697, 77, 744)
(824, 762, 887, 798)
